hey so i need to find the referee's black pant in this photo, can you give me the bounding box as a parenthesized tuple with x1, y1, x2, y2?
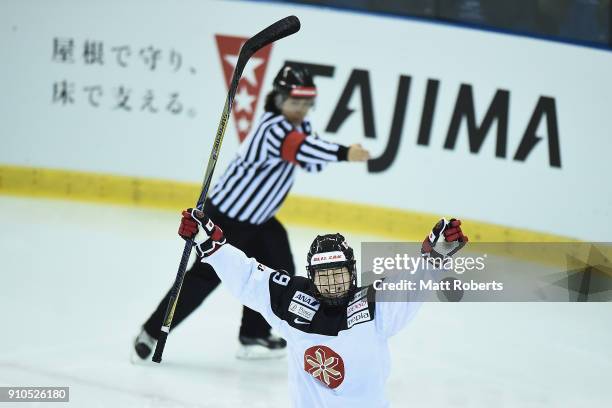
(143, 203, 296, 339)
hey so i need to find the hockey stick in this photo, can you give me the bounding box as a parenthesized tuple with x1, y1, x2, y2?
(152, 15, 301, 363)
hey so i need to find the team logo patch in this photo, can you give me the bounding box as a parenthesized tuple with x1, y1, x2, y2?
(304, 345, 344, 389)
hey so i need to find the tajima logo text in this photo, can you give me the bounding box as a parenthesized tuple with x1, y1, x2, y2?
(215, 35, 273, 141)
(286, 61, 562, 172)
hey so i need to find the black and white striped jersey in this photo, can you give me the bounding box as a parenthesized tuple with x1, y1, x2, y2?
(209, 111, 348, 225)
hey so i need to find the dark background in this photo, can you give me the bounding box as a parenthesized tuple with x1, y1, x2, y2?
(251, 0, 611, 48)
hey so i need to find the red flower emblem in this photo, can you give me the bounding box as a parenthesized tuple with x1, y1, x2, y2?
(303, 345, 345, 389)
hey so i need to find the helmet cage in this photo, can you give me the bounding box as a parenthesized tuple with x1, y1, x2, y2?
(306, 259, 357, 306)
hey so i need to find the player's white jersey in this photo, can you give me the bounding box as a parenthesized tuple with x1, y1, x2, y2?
(205, 244, 424, 408)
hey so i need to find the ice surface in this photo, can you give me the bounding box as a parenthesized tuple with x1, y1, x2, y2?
(0, 196, 611, 407)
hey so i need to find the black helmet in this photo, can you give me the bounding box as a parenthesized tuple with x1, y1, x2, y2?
(306, 233, 357, 306)
(273, 63, 317, 98)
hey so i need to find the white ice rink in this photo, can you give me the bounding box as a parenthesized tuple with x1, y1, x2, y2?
(1, 196, 611, 407)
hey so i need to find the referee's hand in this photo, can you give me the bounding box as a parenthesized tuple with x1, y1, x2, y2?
(347, 144, 370, 162)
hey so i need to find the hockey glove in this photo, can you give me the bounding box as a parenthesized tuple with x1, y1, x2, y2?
(421, 218, 468, 260)
(178, 208, 226, 257)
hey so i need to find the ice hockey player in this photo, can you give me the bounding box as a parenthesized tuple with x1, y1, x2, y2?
(177, 208, 468, 407)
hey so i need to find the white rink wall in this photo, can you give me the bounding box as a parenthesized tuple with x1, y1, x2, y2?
(1, 0, 611, 240)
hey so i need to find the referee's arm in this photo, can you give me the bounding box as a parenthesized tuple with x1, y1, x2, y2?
(269, 130, 349, 166)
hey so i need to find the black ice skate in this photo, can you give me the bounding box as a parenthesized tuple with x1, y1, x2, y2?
(131, 328, 157, 362)
(236, 334, 287, 360)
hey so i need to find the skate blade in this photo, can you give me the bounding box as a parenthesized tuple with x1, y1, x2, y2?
(235, 345, 287, 360)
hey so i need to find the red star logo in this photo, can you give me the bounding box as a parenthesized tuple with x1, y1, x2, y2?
(215, 35, 273, 142)
(304, 345, 345, 389)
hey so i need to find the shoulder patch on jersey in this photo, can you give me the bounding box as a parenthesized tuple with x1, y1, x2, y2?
(292, 291, 320, 310)
(289, 301, 316, 321)
(288, 291, 320, 323)
(347, 309, 371, 328)
(350, 288, 369, 304)
(346, 286, 374, 328)
(347, 299, 368, 317)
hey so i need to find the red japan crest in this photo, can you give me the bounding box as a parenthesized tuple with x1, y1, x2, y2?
(304, 345, 345, 389)
(215, 35, 273, 142)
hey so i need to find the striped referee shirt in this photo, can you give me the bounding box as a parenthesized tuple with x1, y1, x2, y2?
(210, 112, 349, 225)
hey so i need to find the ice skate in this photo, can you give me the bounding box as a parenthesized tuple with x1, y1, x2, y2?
(131, 328, 157, 363)
(236, 334, 287, 360)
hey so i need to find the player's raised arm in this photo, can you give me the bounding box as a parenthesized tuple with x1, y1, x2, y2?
(177, 209, 286, 331)
(375, 218, 469, 337)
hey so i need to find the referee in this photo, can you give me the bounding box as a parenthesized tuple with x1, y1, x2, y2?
(133, 62, 370, 360)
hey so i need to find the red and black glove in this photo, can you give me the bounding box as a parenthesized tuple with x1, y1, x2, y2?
(178, 208, 226, 257)
(421, 218, 468, 259)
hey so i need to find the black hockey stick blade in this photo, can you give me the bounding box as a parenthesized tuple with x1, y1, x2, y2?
(244, 15, 300, 56)
(222, 15, 301, 125)
(151, 16, 300, 364)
